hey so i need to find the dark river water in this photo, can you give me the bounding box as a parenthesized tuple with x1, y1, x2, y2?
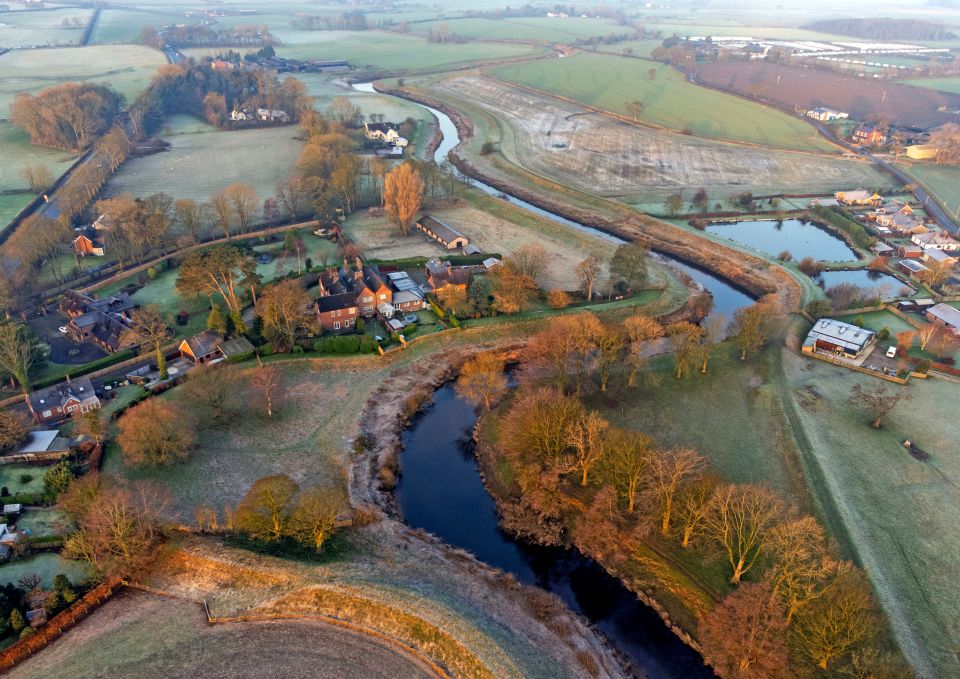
(706, 219, 857, 262)
(396, 384, 715, 679)
(817, 268, 912, 296)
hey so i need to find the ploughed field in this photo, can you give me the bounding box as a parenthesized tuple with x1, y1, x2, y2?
(432, 76, 889, 203)
(693, 62, 960, 129)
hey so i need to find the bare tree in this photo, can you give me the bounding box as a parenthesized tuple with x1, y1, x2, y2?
(766, 516, 838, 624)
(174, 198, 209, 244)
(285, 486, 344, 551)
(847, 383, 911, 429)
(566, 410, 608, 486)
(623, 315, 663, 387)
(0, 324, 43, 417)
(130, 307, 170, 379)
(667, 321, 703, 379)
(259, 279, 312, 352)
(675, 475, 719, 548)
(456, 352, 508, 411)
(576, 255, 602, 300)
(251, 362, 284, 417)
(703, 483, 784, 583)
(602, 427, 654, 512)
(645, 448, 707, 536)
(595, 325, 625, 392)
(729, 298, 782, 360)
(235, 474, 299, 541)
(118, 399, 196, 466)
(507, 244, 549, 285)
(223, 183, 259, 235)
(19, 163, 53, 193)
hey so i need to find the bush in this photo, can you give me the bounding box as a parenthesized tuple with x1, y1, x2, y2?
(314, 336, 362, 354)
(777, 250, 793, 262)
(853, 315, 865, 327)
(259, 344, 274, 356)
(797, 257, 823, 277)
(805, 299, 832, 319)
(916, 359, 932, 374)
(878, 326, 890, 340)
(547, 289, 572, 309)
(18, 474, 32, 485)
(147, 267, 157, 280)
(292, 345, 304, 354)
(404, 323, 418, 335)
(176, 310, 190, 326)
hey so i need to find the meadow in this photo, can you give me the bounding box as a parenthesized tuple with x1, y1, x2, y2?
(492, 53, 836, 152)
(895, 162, 960, 216)
(89, 8, 191, 45)
(409, 17, 629, 43)
(0, 8, 93, 49)
(0, 121, 76, 198)
(904, 76, 960, 95)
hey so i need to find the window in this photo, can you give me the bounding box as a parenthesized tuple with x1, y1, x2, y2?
(344, 319, 352, 327)
(379, 294, 387, 300)
(333, 321, 340, 330)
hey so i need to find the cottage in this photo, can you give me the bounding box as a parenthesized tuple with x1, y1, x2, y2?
(805, 107, 849, 122)
(898, 259, 930, 278)
(315, 292, 359, 333)
(852, 126, 887, 146)
(416, 216, 469, 250)
(835, 190, 883, 207)
(364, 122, 406, 146)
(73, 227, 106, 257)
(802, 318, 876, 359)
(926, 303, 960, 334)
(912, 231, 960, 252)
(29, 377, 100, 424)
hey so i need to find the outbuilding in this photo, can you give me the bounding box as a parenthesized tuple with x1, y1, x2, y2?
(802, 318, 876, 359)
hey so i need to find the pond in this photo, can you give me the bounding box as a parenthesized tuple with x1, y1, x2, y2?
(818, 269, 912, 297)
(706, 219, 858, 262)
(397, 383, 714, 679)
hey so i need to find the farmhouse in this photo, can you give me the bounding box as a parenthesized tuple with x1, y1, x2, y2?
(852, 126, 887, 146)
(835, 190, 883, 206)
(912, 231, 960, 251)
(806, 107, 848, 122)
(364, 122, 408, 147)
(898, 259, 930, 278)
(802, 318, 876, 359)
(29, 377, 100, 424)
(416, 216, 469, 250)
(926, 303, 960, 334)
(73, 227, 106, 257)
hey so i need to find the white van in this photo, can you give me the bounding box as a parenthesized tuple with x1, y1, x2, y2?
(886, 346, 897, 359)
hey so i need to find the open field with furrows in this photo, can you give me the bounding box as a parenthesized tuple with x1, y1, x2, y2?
(7, 590, 436, 679)
(184, 30, 546, 74)
(895, 162, 960, 216)
(904, 76, 960, 95)
(493, 53, 837, 152)
(0, 45, 166, 114)
(0, 8, 93, 49)
(409, 17, 629, 43)
(104, 120, 304, 203)
(429, 75, 890, 204)
(783, 351, 960, 678)
(693, 62, 960, 130)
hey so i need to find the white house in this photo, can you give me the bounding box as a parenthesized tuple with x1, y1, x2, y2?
(806, 107, 849, 122)
(257, 108, 290, 123)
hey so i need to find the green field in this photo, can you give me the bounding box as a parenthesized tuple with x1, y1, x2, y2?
(0, 463, 47, 496)
(0, 122, 77, 193)
(90, 8, 191, 45)
(0, 8, 93, 49)
(492, 53, 837, 152)
(0, 553, 92, 589)
(184, 30, 545, 73)
(896, 162, 960, 217)
(904, 76, 960, 94)
(410, 17, 628, 43)
(593, 39, 664, 58)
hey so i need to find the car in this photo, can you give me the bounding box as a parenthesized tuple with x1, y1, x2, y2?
(403, 314, 418, 325)
(886, 346, 897, 359)
(58, 326, 68, 334)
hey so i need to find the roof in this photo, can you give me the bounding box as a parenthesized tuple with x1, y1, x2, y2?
(217, 336, 254, 358)
(914, 231, 959, 246)
(418, 216, 466, 244)
(392, 289, 424, 304)
(386, 271, 420, 293)
(927, 303, 960, 327)
(900, 259, 929, 273)
(872, 243, 894, 253)
(365, 122, 396, 134)
(316, 292, 358, 313)
(30, 377, 98, 412)
(183, 330, 222, 359)
(925, 248, 956, 263)
(836, 189, 880, 201)
(15, 430, 60, 454)
(806, 318, 875, 352)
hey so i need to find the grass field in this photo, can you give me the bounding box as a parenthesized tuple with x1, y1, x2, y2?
(0, 8, 93, 49)
(895, 162, 960, 217)
(493, 53, 835, 152)
(184, 30, 545, 74)
(0, 45, 165, 114)
(90, 8, 196, 44)
(0, 122, 77, 193)
(0, 553, 92, 589)
(104, 121, 305, 203)
(0, 463, 47, 496)
(903, 76, 960, 94)
(0, 193, 32, 231)
(593, 40, 664, 58)
(410, 17, 628, 43)
(783, 351, 960, 678)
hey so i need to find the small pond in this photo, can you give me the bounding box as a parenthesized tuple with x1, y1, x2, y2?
(817, 269, 912, 297)
(706, 219, 857, 262)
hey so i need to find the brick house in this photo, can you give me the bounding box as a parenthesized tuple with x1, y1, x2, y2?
(60, 291, 139, 354)
(315, 292, 359, 333)
(29, 377, 100, 423)
(73, 227, 106, 257)
(852, 126, 887, 146)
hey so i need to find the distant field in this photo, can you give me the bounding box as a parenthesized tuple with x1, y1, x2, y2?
(184, 30, 545, 73)
(90, 8, 190, 44)
(0, 45, 166, 113)
(0, 8, 93, 49)
(593, 39, 663, 58)
(104, 121, 304, 203)
(410, 17, 628, 43)
(0, 193, 31, 229)
(896, 162, 960, 215)
(905, 76, 960, 94)
(493, 53, 836, 152)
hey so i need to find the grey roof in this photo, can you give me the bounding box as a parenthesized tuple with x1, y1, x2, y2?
(806, 318, 875, 352)
(392, 289, 424, 304)
(418, 216, 466, 244)
(927, 303, 960, 328)
(30, 377, 98, 412)
(16, 430, 59, 454)
(316, 292, 358, 313)
(218, 336, 255, 357)
(183, 330, 222, 359)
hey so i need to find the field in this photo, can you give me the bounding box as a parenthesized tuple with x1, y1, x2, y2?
(0, 553, 92, 589)
(493, 53, 836, 152)
(426, 75, 890, 204)
(594, 40, 665, 58)
(410, 17, 629, 43)
(183, 30, 545, 74)
(0, 122, 76, 198)
(0, 193, 32, 232)
(17, 508, 73, 538)
(0, 8, 93, 49)
(895, 162, 960, 216)
(104, 120, 305, 203)
(0, 45, 166, 114)
(90, 8, 197, 44)
(0, 463, 46, 495)
(783, 351, 960, 678)
(693, 62, 960, 129)
(904, 76, 960, 95)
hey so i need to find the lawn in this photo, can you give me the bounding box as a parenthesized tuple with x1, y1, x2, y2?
(0, 8, 93, 48)
(0, 193, 31, 233)
(895, 162, 960, 217)
(492, 52, 837, 152)
(0, 464, 47, 496)
(0, 553, 92, 589)
(783, 351, 960, 678)
(183, 30, 546, 74)
(99, 265, 209, 340)
(104, 121, 305, 203)
(17, 508, 73, 538)
(837, 309, 917, 337)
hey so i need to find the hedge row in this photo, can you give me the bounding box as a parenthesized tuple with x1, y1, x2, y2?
(33, 349, 137, 390)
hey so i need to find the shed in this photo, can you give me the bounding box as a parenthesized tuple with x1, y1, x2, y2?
(926, 303, 960, 333)
(179, 331, 223, 365)
(217, 336, 255, 360)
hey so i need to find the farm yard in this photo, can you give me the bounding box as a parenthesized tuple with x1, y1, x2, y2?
(0, 8, 94, 49)
(104, 118, 305, 203)
(426, 75, 890, 204)
(493, 53, 837, 152)
(692, 62, 960, 130)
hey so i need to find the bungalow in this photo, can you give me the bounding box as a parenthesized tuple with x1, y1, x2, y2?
(926, 303, 960, 334)
(805, 107, 849, 122)
(912, 231, 960, 252)
(29, 377, 100, 424)
(922, 248, 957, 268)
(835, 190, 883, 207)
(802, 318, 876, 359)
(852, 126, 887, 146)
(416, 216, 469, 250)
(898, 259, 930, 278)
(885, 214, 928, 236)
(73, 227, 106, 257)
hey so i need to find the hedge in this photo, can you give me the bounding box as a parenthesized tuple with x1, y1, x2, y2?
(811, 206, 874, 250)
(33, 349, 137, 390)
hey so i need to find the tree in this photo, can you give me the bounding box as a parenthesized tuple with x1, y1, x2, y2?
(895, 330, 915, 352)
(566, 410, 608, 486)
(924, 259, 952, 288)
(285, 486, 344, 551)
(609, 242, 648, 292)
(236, 474, 299, 541)
(130, 307, 170, 379)
(646, 448, 706, 536)
(97, 126, 131, 172)
(26, 217, 72, 286)
(665, 192, 684, 217)
(766, 516, 837, 624)
(0, 411, 27, 455)
(223, 183, 259, 235)
(546, 289, 572, 309)
(625, 100, 645, 120)
(692, 187, 709, 212)
(176, 245, 258, 333)
(174, 198, 209, 244)
(259, 279, 311, 352)
(623, 315, 663, 387)
(251, 362, 284, 417)
(326, 96, 361, 126)
(383, 163, 423, 236)
(456, 352, 508, 411)
(329, 154, 360, 214)
(117, 399, 195, 466)
(507, 245, 548, 284)
(703, 483, 784, 583)
(848, 383, 910, 429)
(180, 364, 243, 422)
(74, 408, 105, 445)
(576, 255, 602, 300)
(436, 284, 471, 316)
(275, 176, 320, 220)
(203, 92, 227, 126)
(729, 298, 781, 360)
(207, 305, 229, 335)
(19, 163, 53, 193)
(675, 475, 718, 548)
(917, 322, 939, 351)
(696, 314, 726, 374)
(501, 388, 583, 468)
(666, 321, 703, 379)
(0, 324, 43, 416)
(489, 263, 538, 314)
(43, 460, 76, 496)
(698, 582, 790, 679)
(10, 82, 123, 151)
(602, 428, 654, 512)
(525, 317, 578, 389)
(595, 325, 625, 392)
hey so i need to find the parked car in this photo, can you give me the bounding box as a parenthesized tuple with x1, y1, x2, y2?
(886, 346, 897, 359)
(256, 254, 273, 264)
(58, 326, 68, 334)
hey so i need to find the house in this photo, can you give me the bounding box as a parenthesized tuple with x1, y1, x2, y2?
(29, 377, 100, 423)
(923, 248, 958, 268)
(898, 244, 924, 259)
(912, 231, 960, 252)
(868, 200, 912, 222)
(802, 318, 876, 359)
(416, 216, 469, 250)
(60, 291, 140, 353)
(806, 107, 848, 122)
(384, 271, 427, 312)
(835, 190, 883, 207)
(871, 242, 894, 256)
(426, 258, 472, 292)
(852, 126, 887, 146)
(884, 213, 928, 235)
(179, 330, 224, 365)
(257, 108, 290, 123)
(351, 264, 392, 316)
(315, 292, 359, 333)
(898, 259, 930, 278)
(230, 108, 253, 121)
(926, 303, 960, 334)
(73, 227, 106, 257)
(364, 122, 403, 145)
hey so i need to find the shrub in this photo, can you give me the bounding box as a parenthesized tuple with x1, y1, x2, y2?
(797, 257, 823, 277)
(853, 315, 865, 327)
(176, 310, 190, 326)
(777, 250, 793, 262)
(292, 345, 304, 354)
(805, 299, 832, 319)
(147, 267, 157, 280)
(878, 326, 890, 340)
(18, 474, 32, 485)
(547, 290, 572, 309)
(916, 359, 932, 374)
(304, 257, 313, 271)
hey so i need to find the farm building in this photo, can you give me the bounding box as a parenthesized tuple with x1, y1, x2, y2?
(806, 107, 848, 122)
(852, 126, 887, 146)
(416, 216, 469, 250)
(835, 189, 883, 206)
(926, 303, 960, 334)
(898, 244, 924, 258)
(73, 227, 106, 257)
(871, 242, 894, 256)
(912, 231, 960, 251)
(898, 259, 930, 278)
(905, 144, 938, 160)
(29, 377, 100, 424)
(802, 318, 876, 359)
